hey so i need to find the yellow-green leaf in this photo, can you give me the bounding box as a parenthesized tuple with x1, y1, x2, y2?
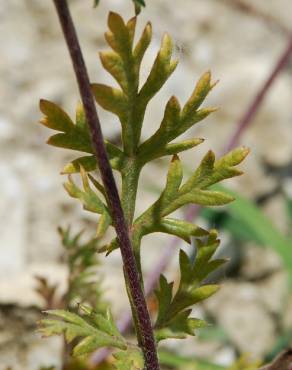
(139, 33, 178, 103)
(39, 307, 126, 357)
(92, 84, 128, 121)
(64, 174, 110, 216)
(99, 51, 128, 93)
(181, 71, 218, 120)
(133, 22, 152, 67)
(40, 99, 74, 132)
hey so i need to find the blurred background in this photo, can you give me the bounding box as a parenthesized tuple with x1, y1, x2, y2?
(0, 0, 292, 369)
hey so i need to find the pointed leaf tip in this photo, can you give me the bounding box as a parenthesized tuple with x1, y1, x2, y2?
(146, 21, 152, 30)
(108, 12, 124, 29)
(39, 99, 46, 112)
(241, 146, 250, 158)
(169, 95, 181, 108)
(202, 70, 219, 89)
(205, 150, 216, 162)
(201, 70, 211, 84)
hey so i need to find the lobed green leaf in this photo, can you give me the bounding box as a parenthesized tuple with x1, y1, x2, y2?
(138, 71, 217, 163)
(114, 347, 144, 370)
(39, 306, 127, 357)
(156, 218, 208, 243)
(154, 232, 224, 340)
(181, 71, 218, 121)
(63, 169, 112, 237)
(92, 84, 128, 122)
(40, 99, 74, 132)
(40, 99, 123, 173)
(181, 147, 250, 193)
(155, 310, 207, 341)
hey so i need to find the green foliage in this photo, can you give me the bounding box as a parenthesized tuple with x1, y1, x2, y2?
(39, 100, 124, 174)
(137, 75, 216, 165)
(154, 230, 225, 341)
(92, 12, 178, 157)
(133, 0, 145, 6)
(39, 12, 249, 257)
(93, 0, 145, 15)
(150, 147, 248, 212)
(58, 227, 107, 310)
(159, 351, 261, 370)
(226, 356, 260, 370)
(114, 348, 144, 370)
(201, 185, 292, 283)
(159, 350, 225, 370)
(286, 199, 292, 242)
(35, 227, 107, 311)
(103, 147, 248, 254)
(63, 169, 112, 238)
(39, 305, 126, 357)
(39, 10, 248, 367)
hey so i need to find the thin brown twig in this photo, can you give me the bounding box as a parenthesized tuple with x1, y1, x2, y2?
(225, 37, 292, 152)
(90, 31, 292, 368)
(217, 0, 291, 37)
(51, 1, 159, 369)
(259, 348, 292, 370)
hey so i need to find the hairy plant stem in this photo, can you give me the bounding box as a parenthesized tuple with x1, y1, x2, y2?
(121, 158, 144, 346)
(121, 158, 140, 226)
(51, 1, 160, 369)
(121, 158, 144, 287)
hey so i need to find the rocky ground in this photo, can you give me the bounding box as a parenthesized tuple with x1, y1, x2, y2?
(0, 0, 292, 369)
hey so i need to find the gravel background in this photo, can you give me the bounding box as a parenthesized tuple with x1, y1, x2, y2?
(0, 0, 292, 369)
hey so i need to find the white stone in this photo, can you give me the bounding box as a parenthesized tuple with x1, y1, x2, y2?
(205, 282, 276, 358)
(0, 163, 26, 274)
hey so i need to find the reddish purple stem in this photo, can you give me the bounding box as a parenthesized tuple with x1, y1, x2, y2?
(225, 36, 292, 152)
(51, 1, 160, 369)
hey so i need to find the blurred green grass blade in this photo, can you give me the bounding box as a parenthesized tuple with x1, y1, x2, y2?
(197, 325, 229, 343)
(265, 330, 292, 362)
(159, 349, 225, 370)
(286, 198, 292, 222)
(201, 208, 263, 245)
(221, 215, 262, 244)
(145, 171, 292, 280)
(212, 185, 292, 279)
(286, 197, 292, 238)
(285, 196, 292, 237)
